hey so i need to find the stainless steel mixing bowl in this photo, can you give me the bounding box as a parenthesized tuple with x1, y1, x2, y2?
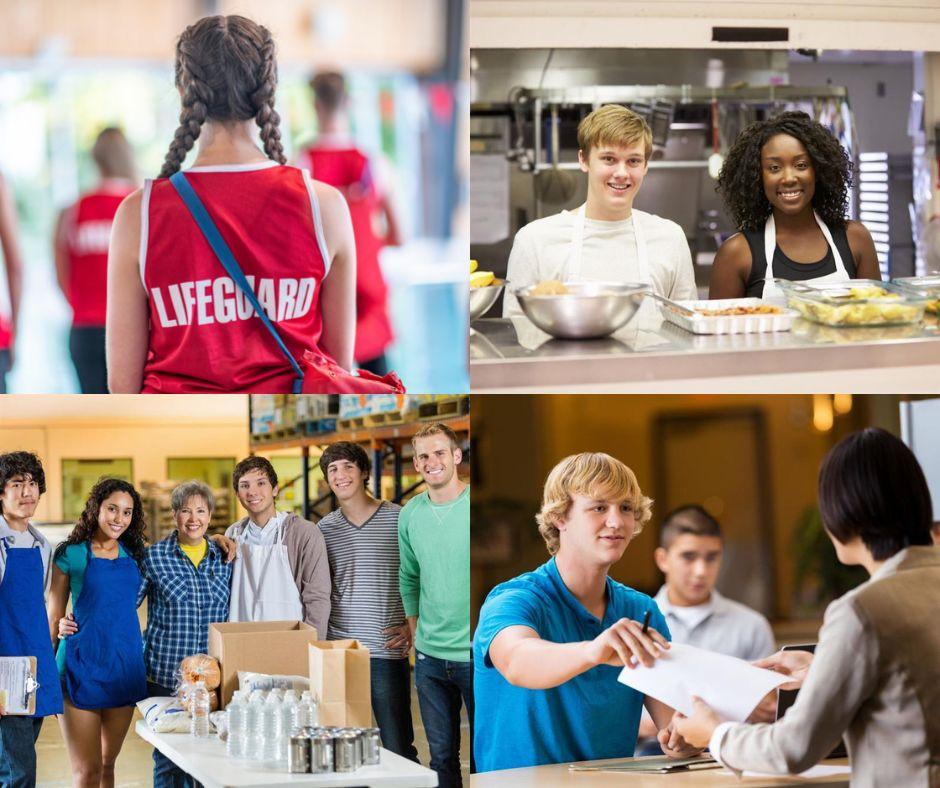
(469, 282, 505, 322)
(515, 281, 648, 339)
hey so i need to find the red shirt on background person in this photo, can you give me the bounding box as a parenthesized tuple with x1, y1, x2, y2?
(0, 172, 24, 393)
(54, 128, 136, 393)
(297, 71, 401, 375)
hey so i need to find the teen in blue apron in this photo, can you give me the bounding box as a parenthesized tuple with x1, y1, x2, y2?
(64, 540, 147, 709)
(0, 543, 64, 783)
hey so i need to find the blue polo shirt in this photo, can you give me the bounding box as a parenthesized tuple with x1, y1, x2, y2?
(472, 557, 670, 772)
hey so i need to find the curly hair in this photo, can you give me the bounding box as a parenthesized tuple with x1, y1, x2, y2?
(716, 111, 852, 232)
(535, 452, 653, 555)
(55, 478, 148, 564)
(158, 15, 286, 179)
(0, 452, 46, 514)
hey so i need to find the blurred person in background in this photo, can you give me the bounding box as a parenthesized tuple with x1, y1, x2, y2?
(55, 128, 137, 393)
(0, 173, 24, 393)
(298, 71, 401, 375)
(636, 504, 775, 754)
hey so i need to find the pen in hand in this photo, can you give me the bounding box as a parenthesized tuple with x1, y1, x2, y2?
(641, 609, 651, 635)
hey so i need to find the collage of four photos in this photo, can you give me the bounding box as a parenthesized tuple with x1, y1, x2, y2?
(1, 1, 940, 787)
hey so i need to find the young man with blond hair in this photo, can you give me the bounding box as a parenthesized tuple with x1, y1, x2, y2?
(504, 104, 696, 315)
(399, 422, 471, 788)
(472, 452, 700, 772)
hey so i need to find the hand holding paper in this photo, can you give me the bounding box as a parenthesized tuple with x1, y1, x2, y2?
(617, 642, 791, 721)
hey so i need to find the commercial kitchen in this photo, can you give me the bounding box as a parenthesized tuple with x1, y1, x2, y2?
(469, 11, 940, 393)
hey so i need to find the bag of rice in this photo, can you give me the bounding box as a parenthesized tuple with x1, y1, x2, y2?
(137, 696, 190, 733)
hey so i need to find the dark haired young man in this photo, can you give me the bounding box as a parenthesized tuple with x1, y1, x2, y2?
(225, 456, 331, 638)
(317, 441, 418, 761)
(0, 451, 64, 786)
(635, 505, 775, 753)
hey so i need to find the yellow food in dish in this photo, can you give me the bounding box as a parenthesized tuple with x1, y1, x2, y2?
(926, 298, 939, 314)
(696, 305, 783, 317)
(470, 259, 478, 273)
(470, 271, 495, 288)
(787, 285, 921, 325)
(531, 279, 571, 296)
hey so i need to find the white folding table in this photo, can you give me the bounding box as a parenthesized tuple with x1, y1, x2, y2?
(134, 721, 438, 787)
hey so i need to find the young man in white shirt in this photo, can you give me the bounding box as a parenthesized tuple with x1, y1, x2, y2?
(504, 104, 697, 316)
(226, 456, 331, 638)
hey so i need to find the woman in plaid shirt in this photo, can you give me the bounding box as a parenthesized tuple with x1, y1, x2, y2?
(140, 481, 232, 787)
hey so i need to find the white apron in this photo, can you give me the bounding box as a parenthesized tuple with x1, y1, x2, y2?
(228, 520, 304, 622)
(565, 204, 651, 285)
(761, 212, 851, 301)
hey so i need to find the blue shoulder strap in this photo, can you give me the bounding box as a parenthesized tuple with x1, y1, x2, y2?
(169, 171, 303, 394)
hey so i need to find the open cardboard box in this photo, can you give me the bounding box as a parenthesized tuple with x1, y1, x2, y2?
(209, 621, 318, 706)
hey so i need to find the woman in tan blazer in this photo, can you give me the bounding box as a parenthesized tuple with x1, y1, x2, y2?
(675, 427, 940, 788)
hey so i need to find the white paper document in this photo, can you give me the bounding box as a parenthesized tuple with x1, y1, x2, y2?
(617, 642, 790, 721)
(470, 154, 510, 245)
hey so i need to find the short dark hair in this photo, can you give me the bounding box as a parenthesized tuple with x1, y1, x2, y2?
(232, 456, 278, 490)
(319, 442, 370, 484)
(310, 71, 346, 113)
(0, 452, 46, 513)
(818, 427, 933, 561)
(659, 504, 723, 550)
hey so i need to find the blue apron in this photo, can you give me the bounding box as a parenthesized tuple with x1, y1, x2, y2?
(0, 542, 63, 717)
(64, 541, 147, 710)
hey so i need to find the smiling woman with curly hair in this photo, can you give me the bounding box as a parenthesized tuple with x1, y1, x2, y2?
(709, 111, 880, 300)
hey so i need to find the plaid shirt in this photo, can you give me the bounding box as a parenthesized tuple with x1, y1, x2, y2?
(138, 530, 232, 690)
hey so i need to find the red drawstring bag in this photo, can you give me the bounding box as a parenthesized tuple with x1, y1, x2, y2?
(301, 350, 405, 393)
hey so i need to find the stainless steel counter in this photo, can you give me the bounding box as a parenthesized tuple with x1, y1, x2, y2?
(470, 301, 940, 393)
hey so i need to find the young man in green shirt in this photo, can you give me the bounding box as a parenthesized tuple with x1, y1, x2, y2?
(398, 422, 471, 788)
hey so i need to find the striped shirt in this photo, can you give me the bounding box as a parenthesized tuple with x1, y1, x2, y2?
(318, 501, 405, 660)
(138, 530, 232, 689)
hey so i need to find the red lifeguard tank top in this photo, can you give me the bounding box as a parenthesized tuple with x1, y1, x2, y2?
(140, 162, 329, 393)
(298, 142, 393, 362)
(66, 181, 135, 327)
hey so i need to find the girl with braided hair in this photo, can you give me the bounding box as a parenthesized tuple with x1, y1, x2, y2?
(106, 15, 357, 393)
(709, 111, 880, 300)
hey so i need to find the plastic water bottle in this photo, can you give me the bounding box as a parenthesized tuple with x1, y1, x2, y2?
(280, 690, 298, 759)
(245, 690, 266, 760)
(294, 690, 319, 729)
(190, 681, 211, 738)
(226, 691, 247, 758)
(261, 692, 283, 767)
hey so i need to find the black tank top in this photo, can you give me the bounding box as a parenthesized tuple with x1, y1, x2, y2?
(742, 222, 857, 298)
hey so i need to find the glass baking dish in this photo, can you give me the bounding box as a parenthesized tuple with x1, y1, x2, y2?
(775, 279, 928, 327)
(891, 276, 940, 315)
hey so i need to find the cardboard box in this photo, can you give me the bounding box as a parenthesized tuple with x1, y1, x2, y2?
(209, 621, 319, 706)
(308, 640, 372, 727)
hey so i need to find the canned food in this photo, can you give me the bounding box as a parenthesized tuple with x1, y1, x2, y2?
(287, 732, 309, 774)
(360, 727, 381, 766)
(334, 731, 360, 772)
(309, 732, 334, 774)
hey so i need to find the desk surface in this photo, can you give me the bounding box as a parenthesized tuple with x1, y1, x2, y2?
(134, 721, 438, 788)
(470, 303, 940, 393)
(469, 756, 851, 787)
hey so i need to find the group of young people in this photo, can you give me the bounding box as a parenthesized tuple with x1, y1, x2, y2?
(504, 102, 880, 313)
(0, 13, 403, 395)
(472, 428, 940, 784)
(0, 421, 471, 788)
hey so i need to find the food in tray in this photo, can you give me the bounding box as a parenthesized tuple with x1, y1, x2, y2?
(694, 305, 784, 317)
(787, 285, 921, 325)
(531, 279, 571, 296)
(926, 299, 940, 314)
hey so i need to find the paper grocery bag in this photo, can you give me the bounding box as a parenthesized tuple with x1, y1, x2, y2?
(308, 640, 371, 727)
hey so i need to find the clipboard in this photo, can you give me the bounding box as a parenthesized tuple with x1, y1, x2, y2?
(0, 656, 40, 715)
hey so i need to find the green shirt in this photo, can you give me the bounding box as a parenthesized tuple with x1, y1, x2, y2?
(398, 486, 470, 661)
